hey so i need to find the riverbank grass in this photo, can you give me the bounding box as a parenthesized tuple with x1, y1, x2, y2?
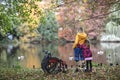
(0, 65, 120, 80)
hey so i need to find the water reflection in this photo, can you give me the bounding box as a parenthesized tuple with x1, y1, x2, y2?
(0, 44, 42, 69)
(100, 43, 120, 66)
(0, 42, 120, 69)
(58, 43, 75, 67)
(18, 44, 41, 68)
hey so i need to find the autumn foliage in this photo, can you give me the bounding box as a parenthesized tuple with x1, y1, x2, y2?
(57, 0, 119, 40)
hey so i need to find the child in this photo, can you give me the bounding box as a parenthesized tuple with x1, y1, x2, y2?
(82, 40, 92, 72)
(73, 27, 87, 72)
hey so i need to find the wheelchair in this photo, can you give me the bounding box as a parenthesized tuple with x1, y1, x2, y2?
(41, 50, 68, 74)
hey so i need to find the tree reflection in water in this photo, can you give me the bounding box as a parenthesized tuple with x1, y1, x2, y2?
(0, 42, 120, 69)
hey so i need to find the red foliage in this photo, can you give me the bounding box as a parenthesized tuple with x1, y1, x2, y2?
(57, 0, 116, 40)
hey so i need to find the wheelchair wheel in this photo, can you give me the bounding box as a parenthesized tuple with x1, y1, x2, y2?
(41, 57, 60, 74)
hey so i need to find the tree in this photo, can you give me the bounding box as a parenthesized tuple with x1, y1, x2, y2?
(0, 1, 20, 36)
(105, 2, 120, 37)
(0, 0, 42, 39)
(54, 0, 119, 40)
(38, 10, 59, 41)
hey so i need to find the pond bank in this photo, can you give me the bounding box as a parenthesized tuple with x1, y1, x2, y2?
(0, 66, 120, 80)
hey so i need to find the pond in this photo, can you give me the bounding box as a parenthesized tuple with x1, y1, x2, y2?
(0, 42, 120, 69)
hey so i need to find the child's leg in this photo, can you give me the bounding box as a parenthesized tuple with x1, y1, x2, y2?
(74, 48, 79, 70)
(86, 60, 89, 71)
(75, 60, 79, 68)
(79, 48, 85, 68)
(75, 60, 79, 72)
(89, 60, 92, 71)
(87, 60, 92, 72)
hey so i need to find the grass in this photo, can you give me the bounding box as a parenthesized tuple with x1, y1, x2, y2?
(0, 65, 120, 80)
